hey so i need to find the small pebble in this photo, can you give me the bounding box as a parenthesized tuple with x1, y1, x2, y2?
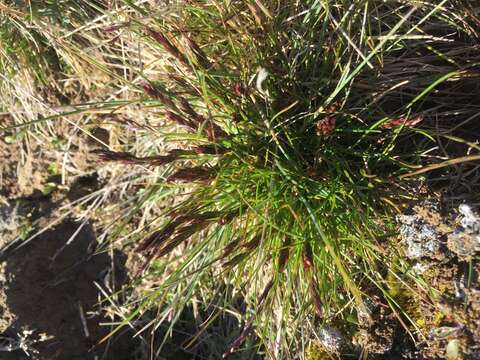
(446, 339, 460, 360)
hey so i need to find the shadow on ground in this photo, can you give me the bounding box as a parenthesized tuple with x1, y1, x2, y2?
(1, 219, 131, 360)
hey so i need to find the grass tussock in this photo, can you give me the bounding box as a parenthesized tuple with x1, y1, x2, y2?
(2, 0, 480, 358)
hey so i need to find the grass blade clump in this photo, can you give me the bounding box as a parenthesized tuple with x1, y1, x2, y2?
(96, 0, 480, 356)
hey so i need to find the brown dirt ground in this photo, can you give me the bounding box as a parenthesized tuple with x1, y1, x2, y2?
(0, 219, 131, 360)
(0, 131, 136, 359)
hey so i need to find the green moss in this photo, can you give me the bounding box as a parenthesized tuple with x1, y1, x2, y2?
(306, 343, 335, 360)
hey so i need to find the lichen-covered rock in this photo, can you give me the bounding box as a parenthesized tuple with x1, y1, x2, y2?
(305, 327, 348, 360)
(398, 213, 443, 260)
(317, 326, 346, 353)
(458, 204, 480, 234)
(447, 204, 480, 260)
(0, 201, 19, 249)
(0, 202, 17, 232)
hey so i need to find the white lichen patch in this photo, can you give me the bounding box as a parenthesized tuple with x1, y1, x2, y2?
(318, 326, 346, 353)
(412, 261, 430, 275)
(0, 201, 19, 248)
(398, 214, 442, 260)
(447, 204, 480, 260)
(0, 202, 17, 232)
(458, 204, 480, 240)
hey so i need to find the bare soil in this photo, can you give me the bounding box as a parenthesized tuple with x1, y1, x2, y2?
(0, 219, 131, 360)
(0, 132, 135, 359)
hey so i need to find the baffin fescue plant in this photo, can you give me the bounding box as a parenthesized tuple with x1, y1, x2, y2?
(91, 1, 480, 357)
(3, 0, 480, 358)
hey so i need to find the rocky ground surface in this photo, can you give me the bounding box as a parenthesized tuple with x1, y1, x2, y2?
(305, 199, 480, 360)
